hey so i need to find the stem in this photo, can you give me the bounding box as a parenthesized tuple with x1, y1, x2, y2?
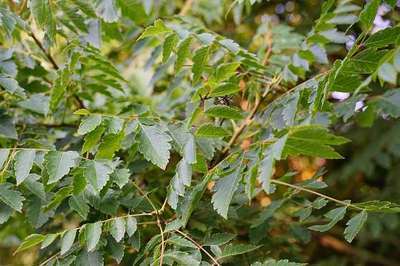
(179, 0, 193, 16)
(175, 229, 221, 266)
(271, 179, 364, 211)
(221, 75, 281, 156)
(132, 182, 166, 266)
(29, 32, 59, 70)
(38, 211, 155, 266)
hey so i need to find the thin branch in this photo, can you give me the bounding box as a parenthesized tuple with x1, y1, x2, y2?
(271, 179, 364, 211)
(29, 32, 59, 70)
(220, 75, 282, 156)
(132, 181, 166, 266)
(179, 0, 194, 16)
(175, 229, 221, 266)
(38, 211, 156, 266)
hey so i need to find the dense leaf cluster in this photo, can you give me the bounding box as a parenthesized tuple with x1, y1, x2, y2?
(0, 0, 399, 265)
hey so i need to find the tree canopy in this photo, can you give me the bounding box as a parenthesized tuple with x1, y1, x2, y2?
(0, 0, 400, 265)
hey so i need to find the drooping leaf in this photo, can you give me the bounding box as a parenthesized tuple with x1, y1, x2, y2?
(344, 210, 368, 243)
(211, 164, 242, 219)
(86, 222, 102, 252)
(110, 217, 126, 242)
(0, 183, 25, 212)
(137, 124, 172, 169)
(309, 206, 347, 232)
(14, 150, 35, 185)
(61, 229, 77, 255)
(45, 151, 80, 184)
(126, 216, 137, 237)
(14, 234, 45, 254)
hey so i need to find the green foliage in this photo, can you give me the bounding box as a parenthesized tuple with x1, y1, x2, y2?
(0, 0, 399, 265)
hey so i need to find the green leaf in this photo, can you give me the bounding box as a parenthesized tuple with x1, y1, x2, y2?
(110, 217, 126, 242)
(309, 206, 347, 232)
(211, 165, 242, 219)
(14, 150, 35, 185)
(203, 233, 236, 246)
(82, 126, 105, 154)
(0, 76, 25, 96)
(254, 259, 306, 266)
(164, 251, 201, 266)
(0, 114, 17, 139)
(45, 151, 80, 184)
(69, 195, 89, 219)
(195, 124, 230, 138)
(359, 0, 380, 29)
(167, 159, 192, 209)
(353, 200, 400, 213)
(138, 19, 171, 39)
(111, 168, 130, 188)
(0, 183, 25, 212)
(365, 26, 400, 48)
(344, 210, 368, 243)
(41, 234, 58, 249)
(175, 37, 192, 72)
(17, 94, 50, 115)
(219, 244, 261, 259)
(77, 115, 102, 135)
(95, 0, 120, 22)
(394, 51, 400, 72)
(76, 250, 104, 266)
(283, 125, 349, 159)
(61, 229, 77, 255)
(192, 46, 209, 83)
(138, 124, 172, 169)
(74, 109, 91, 115)
(377, 63, 397, 85)
(259, 135, 287, 193)
(95, 132, 124, 159)
(163, 33, 179, 63)
(108, 237, 124, 263)
(86, 222, 102, 252)
(0, 149, 10, 171)
(374, 89, 400, 118)
(45, 186, 73, 211)
(14, 234, 45, 254)
(24, 174, 46, 200)
(209, 82, 240, 97)
(30, 0, 53, 30)
(205, 105, 244, 120)
(216, 62, 240, 82)
(83, 160, 113, 192)
(126, 216, 137, 237)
